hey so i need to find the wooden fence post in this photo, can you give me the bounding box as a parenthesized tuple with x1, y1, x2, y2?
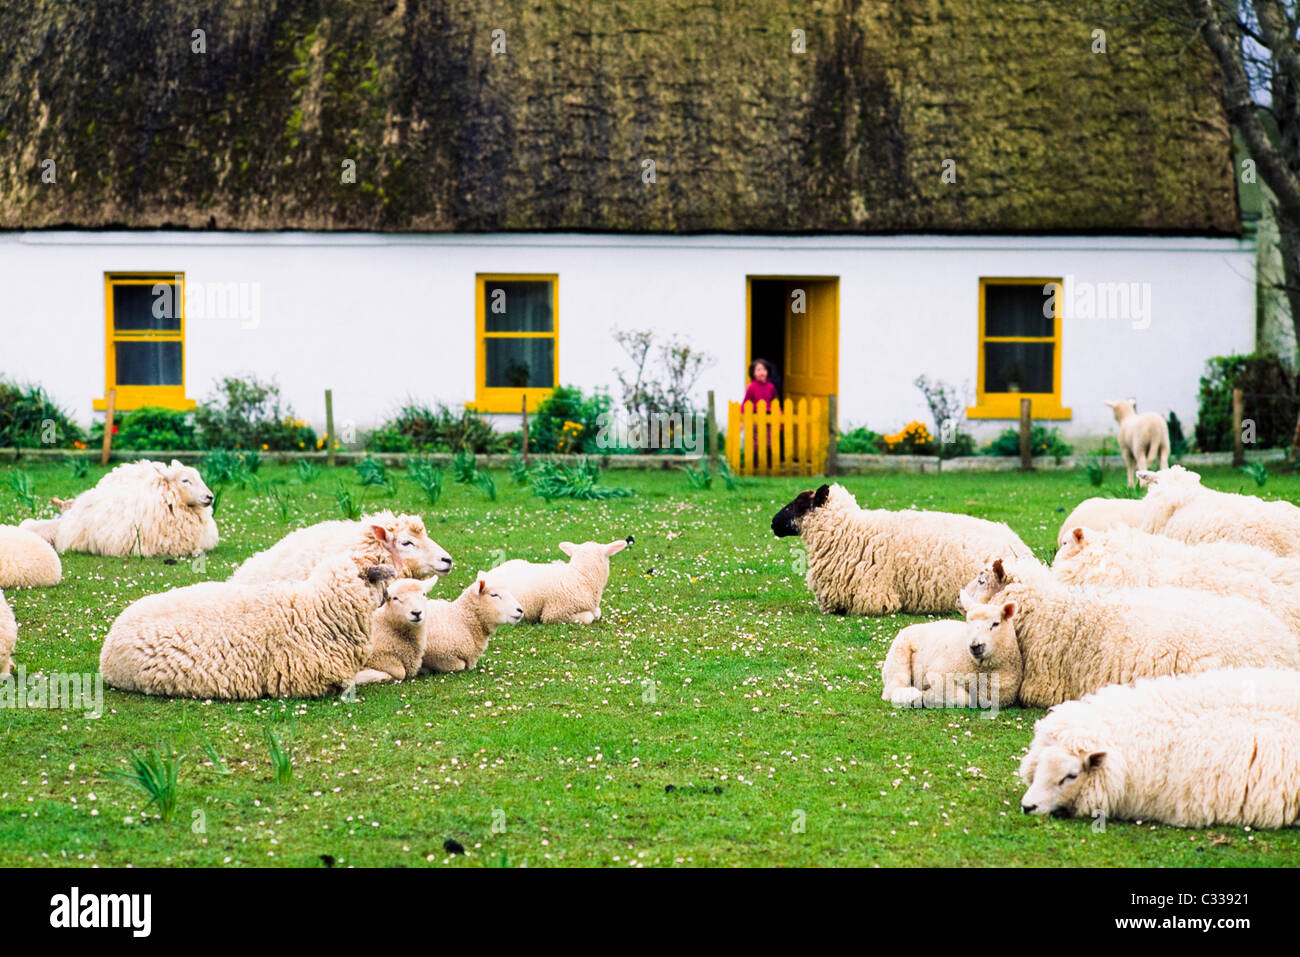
(1019, 397, 1033, 471)
(707, 390, 718, 466)
(521, 394, 530, 464)
(324, 389, 336, 468)
(826, 393, 838, 477)
(1232, 387, 1245, 467)
(100, 388, 117, 466)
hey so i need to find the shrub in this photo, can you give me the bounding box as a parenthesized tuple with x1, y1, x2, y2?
(452, 450, 478, 484)
(355, 455, 388, 487)
(837, 427, 884, 454)
(1195, 353, 1297, 452)
(201, 449, 261, 487)
(91, 406, 197, 451)
(982, 426, 1073, 459)
(529, 386, 610, 454)
(0, 378, 86, 449)
(531, 457, 634, 501)
(881, 421, 937, 455)
(194, 376, 317, 451)
(1167, 411, 1190, 456)
(367, 401, 511, 454)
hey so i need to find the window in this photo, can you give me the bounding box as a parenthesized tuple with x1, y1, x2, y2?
(475, 274, 558, 413)
(95, 273, 195, 411)
(966, 278, 1070, 419)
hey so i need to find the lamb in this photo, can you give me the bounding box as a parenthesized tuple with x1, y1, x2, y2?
(771, 483, 1035, 615)
(0, 525, 62, 587)
(99, 552, 396, 700)
(1055, 497, 1144, 547)
(880, 601, 1022, 709)
(0, 588, 16, 676)
(421, 577, 524, 673)
(1019, 668, 1300, 828)
(1054, 525, 1300, 632)
(20, 459, 218, 558)
(353, 577, 439, 685)
(958, 556, 1300, 707)
(1104, 398, 1170, 487)
(482, 539, 629, 624)
(229, 511, 452, 585)
(1138, 465, 1300, 556)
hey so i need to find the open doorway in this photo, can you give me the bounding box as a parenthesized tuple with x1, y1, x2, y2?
(746, 276, 839, 418)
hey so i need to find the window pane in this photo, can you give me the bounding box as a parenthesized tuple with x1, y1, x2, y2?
(484, 281, 553, 333)
(116, 341, 183, 386)
(984, 341, 1053, 393)
(113, 282, 181, 332)
(985, 283, 1053, 337)
(486, 337, 554, 388)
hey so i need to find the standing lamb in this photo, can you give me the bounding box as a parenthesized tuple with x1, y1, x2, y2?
(100, 553, 395, 699)
(0, 588, 16, 676)
(21, 459, 218, 558)
(880, 601, 1022, 709)
(1020, 668, 1300, 828)
(0, 525, 62, 587)
(1104, 398, 1170, 487)
(771, 484, 1035, 615)
(482, 539, 628, 624)
(1054, 525, 1300, 633)
(421, 577, 524, 673)
(229, 510, 452, 584)
(959, 556, 1300, 707)
(354, 577, 439, 684)
(1138, 465, 1300, 556)
(1055, 497, 1144, 547)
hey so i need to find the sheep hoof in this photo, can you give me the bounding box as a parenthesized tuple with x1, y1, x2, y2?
(889, 688, 924, 708)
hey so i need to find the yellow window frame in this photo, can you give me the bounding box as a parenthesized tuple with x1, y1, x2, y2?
(95, 273, 196, 412)
(473, 273, 559, 414)
(966, 277, 1071, 420)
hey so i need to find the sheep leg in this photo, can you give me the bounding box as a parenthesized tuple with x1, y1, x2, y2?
(353, 668, 396, 685)
(570, 611, 596, 625)
(881, 633, 918, 704)
(1121, 446, 1137, 487)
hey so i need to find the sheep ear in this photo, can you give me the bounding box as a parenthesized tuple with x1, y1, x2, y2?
(1001, 601, 1017, 622)
(1103, 400, 1116, 408)
(421, 577, 439, 594)
(604, 540, 628, 557)
(370, 525, 390, 543)
(558, 542, 576, 557)
(170, 459, 183, 469)
(992, 558, 1005, 581)
(477, 578, 488, 594)
(813, 484, 830, 507)
(1085, 751, 1107, 770)
(1136, 470, 1157, 488)
(1071, 527, 1085, 545)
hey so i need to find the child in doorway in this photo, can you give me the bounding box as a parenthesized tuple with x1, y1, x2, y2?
(743, 358, 780, 411)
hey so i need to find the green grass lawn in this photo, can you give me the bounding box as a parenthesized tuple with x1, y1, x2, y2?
(2, 459, 1299, 867)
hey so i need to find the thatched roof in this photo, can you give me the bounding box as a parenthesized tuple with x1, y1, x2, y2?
(0, 0, 1239, 234)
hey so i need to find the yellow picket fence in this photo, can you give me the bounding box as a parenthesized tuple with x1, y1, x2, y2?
(726, 397, 828, 477)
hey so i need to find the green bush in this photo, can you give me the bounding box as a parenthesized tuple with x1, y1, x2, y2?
(194, 376, 317, 451)
(91, 406, 197, 450)
(530, 457, 633, 501)
(528, 386, 610, 454)
(1167, 411, 1190, 456)
(0, 378, 86, 449)
(837, 427, 884, 454)
(982, 426, 1073, 459)
(1195, 353, 1297, 452)
(366, 401, 513, 454)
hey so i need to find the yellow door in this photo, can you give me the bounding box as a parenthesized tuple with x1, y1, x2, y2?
(783, 279, 838, 409)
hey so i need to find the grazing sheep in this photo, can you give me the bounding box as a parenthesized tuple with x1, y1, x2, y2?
(482, 539, 628, 624)
(1055, 497, 1144, 547)
(1020, 668, 1300, 828)
(1104, 398, 1170, 487)
(354, 577, 439, 685)
(772, 483, 1035, 615)
(959, 557, 1300, 707)
(1138, 465, 1300, 556)
(0, 525, 62, 587)
(100, 553, 396, 700)
(421, 577, 524, 673)
(1054, 525, 1300, 633)
(0, 588, 16, 676)
(229, 511, 452, 585)
(20, 459, 218, 558)
(880, 601, 1022, 709)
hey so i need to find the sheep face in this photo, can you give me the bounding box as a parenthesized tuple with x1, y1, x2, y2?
(1019, 744, 1107, 817)
(557, 539, 629, 564)
(1052, 527, 1089, 566)
(379, 577, 439, 625)
(958, 558, 1010, 610)
(771, 484, 830, 537)
(964, 601, 1018, 666)
(370, 516, 454, 578)
(164, 461, 215, 508)
(466, 577, 525, 626)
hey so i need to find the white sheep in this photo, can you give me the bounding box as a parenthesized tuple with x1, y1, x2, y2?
(354, 577, 439, 685)
(880, 601, 1022, 709)
(21, 459, 218, 558)
(421, 577, 524, 673)
(1138, 465, 1300, 556)
(1104, 398, 1170, 487)
(100, 552, 396, 700)
(0, 525, 62, 588)
(229, 510, 452, 584)
(772, 483, 1035, 615)
(1055, 496, 1144, 547)
(482, 540, 628, 624)
(1054, 525, 1300, 633)
(0, 588, 16, 676)
(959, 556, 1300, 707)
(1020, 668, 1300, 828)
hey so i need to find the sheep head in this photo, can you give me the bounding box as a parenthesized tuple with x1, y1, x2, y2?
(770, 484, 831, 537)
(1019, 744, 1108, 817)
(163, 460, 215, 509)
(466, 576, 524, 626)
(964, 600, 1019, 667)
(1103, 398, 1136, 423)
(958, 558, 1012, 610)
(365, 513, 453, 578)
(377, 577, 438, 626)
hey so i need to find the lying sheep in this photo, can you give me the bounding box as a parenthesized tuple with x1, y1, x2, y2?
(100, 553, 395, 700)
(1138, 465, 1300, 556)
(1020, 668, 1300, 828)
(421, 577, 524, 673)
(772, 484, 1035, 615)
(880, 601, 1022, 709)
(959, 557, 1300, 707)
(1055, 496, 1144, 547)
(0, 525, 62, 588)
(1054, 526, 1300, 633)
(0, 588, 16, 676)
(482, 540, 628, 624)
(1104, 398, 1170, 487)
(21, 460, 218, 558)
(229, 510, 452, 585)
(354, 578, 439, 685)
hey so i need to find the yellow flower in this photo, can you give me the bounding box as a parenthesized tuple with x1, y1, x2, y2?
(261, 443, 269, 451)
